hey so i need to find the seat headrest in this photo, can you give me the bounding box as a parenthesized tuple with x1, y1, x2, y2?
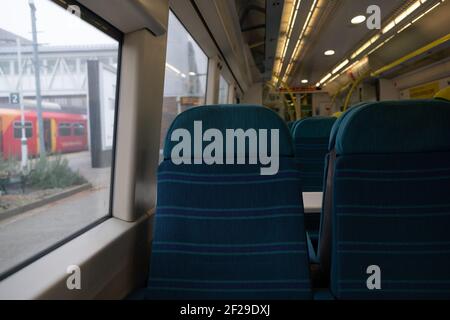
(328, 102, 368, 150)
(293, 117, 336, 139)
(163, 104, 294, 159)
(335, 100, 450, 155)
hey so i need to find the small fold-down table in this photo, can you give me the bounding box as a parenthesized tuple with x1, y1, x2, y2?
(302, 192, 323, 214)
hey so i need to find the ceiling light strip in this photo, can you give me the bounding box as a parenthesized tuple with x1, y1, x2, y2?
(412, 1, 442, 23)
(351, 34, 380, 59)
(280, 0, 302, 63)
(332, 59, 350, 74)
(366, 34, 395, 56)
(275, 0, 302, 78)
(288, 0, 443, 87)
(281, 0, 320, 83)
(326, 73, 341, 84)
(319, 73, 332, 84)
(382, 0, 427, 34)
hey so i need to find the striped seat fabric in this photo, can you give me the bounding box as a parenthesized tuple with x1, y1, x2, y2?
(318, 103, 368, 277)
(144, 105, 312, 300)
(292, 117, 336, 192)
(330, 100, 450, 299)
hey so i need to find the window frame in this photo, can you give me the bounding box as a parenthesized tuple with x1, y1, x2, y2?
(218, 74, 230, 104)
(0, 0, 124, 282)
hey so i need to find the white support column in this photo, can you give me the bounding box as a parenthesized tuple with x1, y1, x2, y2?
(228, 83, 236, 104)
(113, 26, 169, 222)
(206, 56, 220, 104)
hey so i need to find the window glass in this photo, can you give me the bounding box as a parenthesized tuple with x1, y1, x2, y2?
(73, 123, 85, 136)
(218, 75, 229, 104)
(13, 121, 33, 139)
(0, 61, 11, 75)
(45, 58, 57, 74)
(160, 11, 208, 158)
(58, 123, 72, 137)
(66, 59, 77, 73)
(0, 0, 120, 279)
(98, 57, 110, 66)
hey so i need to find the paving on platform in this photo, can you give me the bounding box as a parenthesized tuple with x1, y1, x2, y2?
(0, 151, 113, 277)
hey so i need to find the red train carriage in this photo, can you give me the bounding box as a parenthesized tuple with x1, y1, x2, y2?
(0, 108, 88, 160)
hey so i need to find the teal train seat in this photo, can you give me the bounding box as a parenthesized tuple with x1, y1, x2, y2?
(326, 100, 450, 299)
(292, 117, 337, 192)
(291, 117, 336, 254)
(142, 105, 312, 300)
(317, 103, 368, 279)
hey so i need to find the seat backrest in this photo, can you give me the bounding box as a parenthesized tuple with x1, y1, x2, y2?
(146, 104, 312, 300)
(330, 99, 450, 299)
(318, 103, 369, 280)
(287, 121, 296, 132)
(328, 102, 368, 150)
(292, 117, 336, 192)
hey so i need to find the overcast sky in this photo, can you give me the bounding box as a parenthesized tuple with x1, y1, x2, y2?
(0, 0, 116, 46)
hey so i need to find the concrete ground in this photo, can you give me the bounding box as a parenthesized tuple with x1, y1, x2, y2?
(0, 151, 112, 276)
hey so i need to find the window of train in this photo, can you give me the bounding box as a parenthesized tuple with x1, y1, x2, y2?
(58, 123, 72, 137)
(218, 75, 229, 104)
(0, 0, 121, 279)
(159, 11, 209, 160)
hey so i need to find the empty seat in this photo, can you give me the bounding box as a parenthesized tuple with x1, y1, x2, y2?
(292, 117, 337, 192)
(328, 100, 450, 299)
(144, 105, 312, 300)
(318, 103, 368, 277)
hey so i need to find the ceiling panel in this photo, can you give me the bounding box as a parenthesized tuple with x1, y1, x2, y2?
(235, 0, 266, 75)
(286, 0, 407, 86)
(265, 0, 285, 80)
(370, 0, 450, 74)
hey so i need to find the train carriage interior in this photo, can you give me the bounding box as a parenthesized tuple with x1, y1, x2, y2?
(0, 0, 450, 302)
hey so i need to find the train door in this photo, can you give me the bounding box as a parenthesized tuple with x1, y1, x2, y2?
(44, 119, 52, 153)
